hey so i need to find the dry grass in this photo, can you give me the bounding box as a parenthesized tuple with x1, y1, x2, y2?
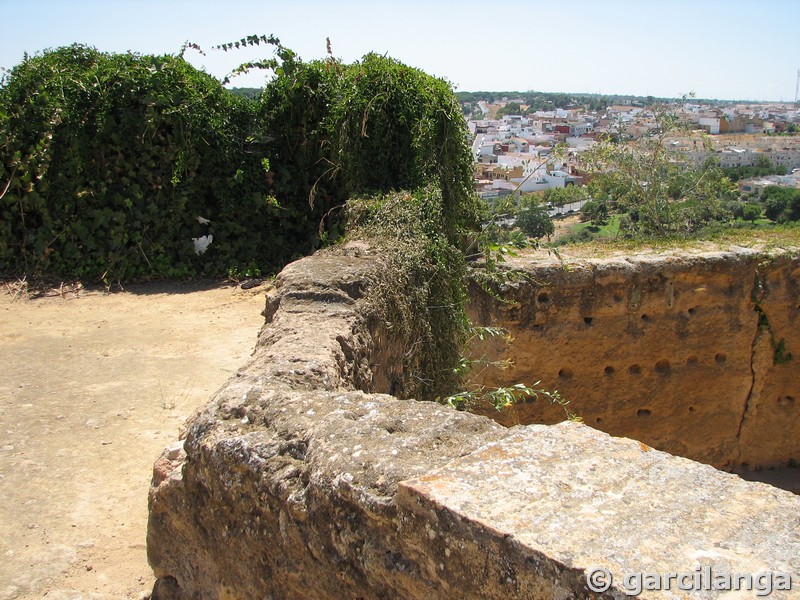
(2, 277, 85, 301)
(536, 225, 800, 261)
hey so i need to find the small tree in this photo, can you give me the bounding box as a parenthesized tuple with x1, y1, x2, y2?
(763, 186, 800, 222)
(543, 185, 589, 207)
(584, 106, 735, 236)
(580, 198, 610, 227)
(741, 203, 762, 223)
(516, 200, 554, 239)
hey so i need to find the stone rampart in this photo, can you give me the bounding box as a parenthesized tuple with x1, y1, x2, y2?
(468, 248, 800, 470)
(147, 243, 800, 599)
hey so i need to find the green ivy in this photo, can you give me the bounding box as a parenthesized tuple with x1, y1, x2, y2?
(1, 43, 478, 283)
(258, 52, 480, 250)
(0, 44, 284, 281)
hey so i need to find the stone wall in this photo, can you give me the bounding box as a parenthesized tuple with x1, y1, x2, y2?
(467, 248, 800, 470)
(147, 243, 800, 599)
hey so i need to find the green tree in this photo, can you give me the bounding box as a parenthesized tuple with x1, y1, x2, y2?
(763, 186, 800, 222)
(543, 185, 589, 207)
(496, 101, 523, 118)
(516, 199, 554, 239)
(755, 155, 772, 170)
(722, 156, 787, 181)
(584, 108, 735, 236)
(580, 198, 610, 226)
(741, 203, 762, 223)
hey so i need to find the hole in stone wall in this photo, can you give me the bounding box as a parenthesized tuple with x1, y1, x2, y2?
(655, 359, 671, 374)
(463, 272, 799, 492)
(613, 293, 624, 302)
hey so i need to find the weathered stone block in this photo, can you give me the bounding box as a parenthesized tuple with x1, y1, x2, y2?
(400, 422, 800, 599)
(148, 243, 800, 599)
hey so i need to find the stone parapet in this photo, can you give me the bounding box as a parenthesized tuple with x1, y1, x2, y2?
(147, 243, 800, 599)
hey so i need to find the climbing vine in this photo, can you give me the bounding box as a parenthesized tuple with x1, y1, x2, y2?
(0, 44, 279, 281)
(0, 39, 479, 283)
(346, 187, 469, 402)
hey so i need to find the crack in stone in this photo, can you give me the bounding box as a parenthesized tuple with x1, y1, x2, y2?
(735, 270, 767, 460)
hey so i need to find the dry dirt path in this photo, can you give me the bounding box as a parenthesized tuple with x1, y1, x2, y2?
(0, 282, 267, 599)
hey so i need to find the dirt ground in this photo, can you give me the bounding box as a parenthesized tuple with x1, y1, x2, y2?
(0, 281, 268, 600)
(551, 213, 581, 241)
(2, 262, 796, 600)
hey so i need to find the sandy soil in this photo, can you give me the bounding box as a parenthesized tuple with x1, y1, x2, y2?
(550, 214, 581, 242)
(2, 260, 796, 600)
(0, 281, 268, 600)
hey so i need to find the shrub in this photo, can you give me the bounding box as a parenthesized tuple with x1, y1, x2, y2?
(0, 44, 279, 281)
(580, 198, 610, 226)
(763, 186, 800, 223)
(741, 203, 762, 223)
(516, 199, 553, 239)
(0, 44, 479, 282)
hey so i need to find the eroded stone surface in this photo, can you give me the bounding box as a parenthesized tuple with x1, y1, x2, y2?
(148, 387, 508, 599)
(400, 422, 800, 599)
(468, 248, 800, 469)
(148, 243, 800, 599)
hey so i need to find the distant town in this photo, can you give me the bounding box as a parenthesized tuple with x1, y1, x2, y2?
(459, 92, 800, 207)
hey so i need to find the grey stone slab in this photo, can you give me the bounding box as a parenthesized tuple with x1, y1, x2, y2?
(399, 422, 800, 599)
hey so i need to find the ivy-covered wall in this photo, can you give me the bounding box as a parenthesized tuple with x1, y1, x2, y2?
(0, 43, 477, 283)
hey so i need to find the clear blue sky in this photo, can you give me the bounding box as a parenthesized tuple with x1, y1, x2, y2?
(2, 0, 798, 101)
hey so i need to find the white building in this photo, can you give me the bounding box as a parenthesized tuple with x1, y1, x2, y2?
(492, 165, 575, 194)
(698, 117, 722, 135)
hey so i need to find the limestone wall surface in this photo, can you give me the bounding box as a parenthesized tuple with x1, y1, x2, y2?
(468, 248, 800, 470)
(147, 243, 800, 599)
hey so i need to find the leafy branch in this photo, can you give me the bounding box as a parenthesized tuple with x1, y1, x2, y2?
(442, 325, 579, 421)
(212, 35, 296, 84)
(178, 35, 294, 84)
(178, 41, 206, 58)
(214, 34, 281, 53)
(221, 59, 280, 85)
(443, 381, 579, 421)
